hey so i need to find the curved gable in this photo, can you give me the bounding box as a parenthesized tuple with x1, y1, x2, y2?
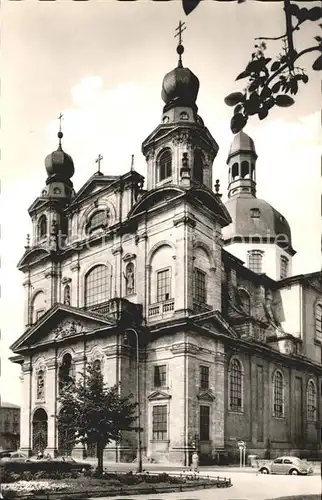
(18, 247, 51, 270)
(128, 185, 185, 217)
(188, 187, 232, 226)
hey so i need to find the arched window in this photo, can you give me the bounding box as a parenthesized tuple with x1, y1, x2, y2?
(86, 210, 109, 235)
(63, 284, 71, 305)
(280, 256, 289, 279)
(241, 160, 249, 178)
(193, 149, 204, 184)
(158, 150, 172, 181)
(84, 265, 110, 307)
(273, 370, 284, 418)
(231, 162, 239, 179)
(238, 289, 251, 315)
(229, 358, 243, 412)
(307, 380, 316, 421)
(248, 250, 263, 274)
(58, 353, 74, 394)
(315, 303, 322, 342)
(38, 215, 47, 239)
(125, 262, 135, 296)
(36, 369, 45, 400)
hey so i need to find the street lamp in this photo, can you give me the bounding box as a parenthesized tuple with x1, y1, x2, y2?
(124, 328, 142, 473)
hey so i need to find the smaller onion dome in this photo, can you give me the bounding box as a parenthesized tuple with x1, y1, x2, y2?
(161, 44, 199, 109)
(227, 131, 257, 162)
(45, 131, 75, 183)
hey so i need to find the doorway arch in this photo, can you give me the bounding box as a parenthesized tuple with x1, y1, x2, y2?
(32, 408, 48, 453)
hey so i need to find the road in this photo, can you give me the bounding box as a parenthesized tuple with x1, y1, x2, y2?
(87, 469, 321, 500)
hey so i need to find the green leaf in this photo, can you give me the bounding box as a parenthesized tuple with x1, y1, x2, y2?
(236, 70, 250, 81)
(275, 94, 295, 107)
(182, 0, 201, 15)
(307, 6, 322, 22)
(297, 8, 309, 22)
(289, 3, 300, 17)
(271, 61, 281, 72)
(271, 81, 281, 93)
(230, 113, 247, 134)
(224, 92, 245, 107)
(312, 55, 322, 70)
(258, 107, 269, 120)
(234, 104, 243, 115)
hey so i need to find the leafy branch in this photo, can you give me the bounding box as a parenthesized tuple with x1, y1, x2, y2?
(223, 2, 322, 132)
(181, 0, 322, 133)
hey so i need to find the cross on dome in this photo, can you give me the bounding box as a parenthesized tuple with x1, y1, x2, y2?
(175, 20, 186, 68)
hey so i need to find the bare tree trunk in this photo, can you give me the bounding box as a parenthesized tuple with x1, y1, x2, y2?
(97, 442, 104, 474)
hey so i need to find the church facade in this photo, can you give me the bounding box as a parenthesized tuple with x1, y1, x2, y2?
(10, 40, 322, 465)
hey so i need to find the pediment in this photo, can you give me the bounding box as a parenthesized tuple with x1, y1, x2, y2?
(68, 174, 119, 209)
(123, 253, 136, 262)
(10, 304, 115, 353)
(18, 247, 51, 270)
(193, 311, 239, 339)
(197, 389, 216, 402)
(147, 390, 171, 401)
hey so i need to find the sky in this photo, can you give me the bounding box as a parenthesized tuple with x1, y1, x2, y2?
(0, 0, 321, 406)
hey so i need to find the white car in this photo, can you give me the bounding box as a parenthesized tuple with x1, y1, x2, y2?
(259, 456, 314, 475)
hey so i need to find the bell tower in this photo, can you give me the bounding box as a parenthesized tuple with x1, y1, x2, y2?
(142, 21, 219, 192)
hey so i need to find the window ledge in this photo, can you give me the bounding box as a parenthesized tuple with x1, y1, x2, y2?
(150, 440, 170, 443)
(272, 416, 286, 420)
(228, 410, 244, 415)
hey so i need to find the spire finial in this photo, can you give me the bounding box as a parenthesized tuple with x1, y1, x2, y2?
(130, 154, 134, 172)
(175, 20, 186, 68)
(57, 113, 64, 148)
(25, 234, 30, 249)
(95, 154, 103, 175)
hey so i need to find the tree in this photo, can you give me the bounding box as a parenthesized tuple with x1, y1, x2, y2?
(57, 362, 138, 473)
(182, 0, 322, 133)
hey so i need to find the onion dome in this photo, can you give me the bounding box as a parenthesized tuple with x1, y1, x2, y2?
(161, 44, 199, 109)
(45, 131, 74, 184)
(227, 131, 257, 162)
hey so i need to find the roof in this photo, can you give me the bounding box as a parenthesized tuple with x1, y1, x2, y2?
(0, 402, 20, 409)
(222, 195, 295, 255)
(227, 131, 257, 161)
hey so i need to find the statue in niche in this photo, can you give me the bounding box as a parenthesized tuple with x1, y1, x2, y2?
(37, 370, 45, 400)
(63, 284, 71, 306)
(125, 262, 135, 295)
(58, 354, 74, 393)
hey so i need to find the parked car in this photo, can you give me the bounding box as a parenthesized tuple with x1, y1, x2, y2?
(29, 455, 92, 471)
(0, 451, 29, 463)
(259, 456, 314, 475)
(0, 450, 15, 459)
(50, 456, 92, 471)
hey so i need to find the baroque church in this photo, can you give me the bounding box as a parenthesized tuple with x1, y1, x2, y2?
(10, 33, 322, 465)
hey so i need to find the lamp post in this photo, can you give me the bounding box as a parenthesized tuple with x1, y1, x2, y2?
(124, 328, 142, 473)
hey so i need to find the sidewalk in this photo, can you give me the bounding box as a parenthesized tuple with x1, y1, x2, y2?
(81, 458, 321, 474)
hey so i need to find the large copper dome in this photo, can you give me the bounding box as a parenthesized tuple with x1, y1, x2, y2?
(223, 196, 293, 251)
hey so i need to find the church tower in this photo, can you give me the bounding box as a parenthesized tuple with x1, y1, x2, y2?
(18, 117, 75, 326)
(142, 23, 218, 192)
(222, 131, 296, 280)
